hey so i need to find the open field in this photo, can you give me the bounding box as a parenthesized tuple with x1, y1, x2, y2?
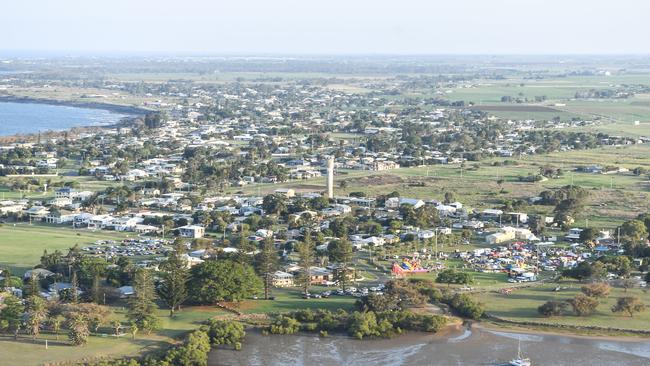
(432, 75, 650, 137)
(0, 223, 132, 274)
(477, 282, 650, 331)
(0, 173, 121, 200)
(233, 287, 357, 314)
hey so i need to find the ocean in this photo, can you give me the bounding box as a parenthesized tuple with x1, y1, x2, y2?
(0, 101, 131, 136)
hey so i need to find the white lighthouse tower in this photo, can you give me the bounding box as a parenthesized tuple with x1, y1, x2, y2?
(326, 157, 334, 199)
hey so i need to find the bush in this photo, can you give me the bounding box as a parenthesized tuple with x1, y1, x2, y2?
(442, 293, 484, 319)
(161, 329, 211, 366)
(568, 294, 599, 316)
(538, 301, 568, 317)
(269, 315, 301, 335)
(581, 283, 611, 298)
(319, 330, 328, 337)
(204, 319, 245, 349)
(611, 296, 646, 317)
(317, 312, 343, 331)
(348, 311, 381, 339)
(435, 269, 473, 285)
(267, 309, 446, 340)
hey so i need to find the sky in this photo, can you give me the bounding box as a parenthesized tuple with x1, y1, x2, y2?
(3, 0, 650, 55)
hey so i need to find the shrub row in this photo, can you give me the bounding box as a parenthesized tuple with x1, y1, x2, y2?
(268, 308, 447, 339)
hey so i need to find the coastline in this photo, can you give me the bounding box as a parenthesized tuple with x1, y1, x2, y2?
(213, 320, 650, 365)
(0, 95, 151, 115)
(0, 96, 150, 142)
(209, 310, 650, 343)
(477, 320, 650, 341)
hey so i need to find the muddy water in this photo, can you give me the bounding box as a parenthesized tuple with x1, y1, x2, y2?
(209, 326, 650, 366)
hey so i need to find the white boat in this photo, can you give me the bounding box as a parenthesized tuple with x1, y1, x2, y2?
(509, 339, 531, 366)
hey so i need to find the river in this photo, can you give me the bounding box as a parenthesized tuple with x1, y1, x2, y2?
(0, 101, 132, 136)
(209, 326, 650, 366)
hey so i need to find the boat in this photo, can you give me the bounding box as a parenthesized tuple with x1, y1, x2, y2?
(508, 338, 531, 366)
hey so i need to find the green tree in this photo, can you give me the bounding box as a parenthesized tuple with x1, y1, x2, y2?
(129, 321, 139, 340)
(357, 292, 400, 312)
(158, 239, 190, 317)
(538, 300, 568, 317)
(383, 279, 427, 309)
(328, 238, 354, 291)
(528, 214, 546, 235)
(568, 294, 599, 316)
(435, 269, 473, 286)
(205, 319, 246, 350)
(262, 194, 288, 216)
(162, 329, 211, 365)
(296, 232, 316, 294)
(25, 296, 48, 340)
(579, 227, 599, 243)
(348, 311, 381, 339)
(0, 294, 24, 339)
(269, 315, 300, 335)
(444, 293, 484, 319)
(562, 261, 606, 282)
(620, 219, 649, 256)
(111, 320, 122, 336)
(401, 205, 439, 228)
(23, 273, 42, 298)
(189, 260, 262, 304)
(67, 314, 90, 346)
(127, 269, 160, 333)
(599, 256, 632, 278)
(581, 283, 611, 298)
(254, 237, 279, 300)
(612, 296, 645, 317)
(48, 315, 63, 340)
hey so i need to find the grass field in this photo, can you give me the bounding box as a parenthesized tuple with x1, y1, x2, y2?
(429, 75, 650, 137)
(0, 174, 121, 200)
(476, 282, 650, 331)
(0, 223, 131, 274)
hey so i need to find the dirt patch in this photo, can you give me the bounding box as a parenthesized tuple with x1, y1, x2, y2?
(188, 305, 226, 313)
(349, 174, 405, 186)
(290, 184, 326, 192)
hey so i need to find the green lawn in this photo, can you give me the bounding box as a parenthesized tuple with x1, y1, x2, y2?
(239, 287, 357, 314)
(0, 333, 161, 366)
(477, 282, 650, 331)
(0, 223, 131, 274)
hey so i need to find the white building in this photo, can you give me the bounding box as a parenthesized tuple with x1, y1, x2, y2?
(178, 225, 205, 239)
